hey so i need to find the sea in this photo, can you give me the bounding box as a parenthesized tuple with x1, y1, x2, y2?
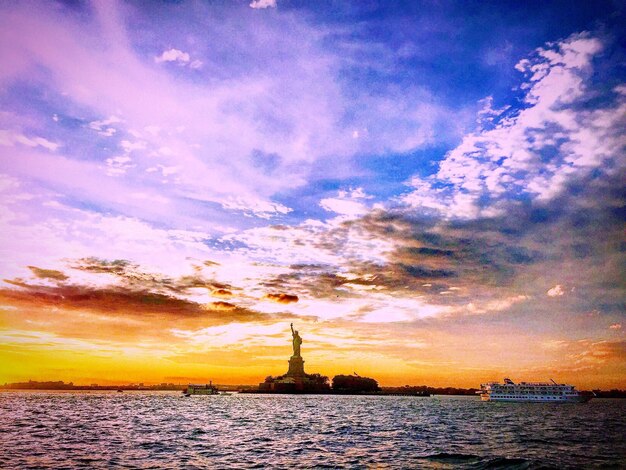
(1, 392, 625, 469)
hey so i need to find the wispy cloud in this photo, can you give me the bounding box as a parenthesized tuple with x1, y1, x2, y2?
(249, 0, 277, 10)
(0, 130, 60, 151)
(0, 0, 460, 228)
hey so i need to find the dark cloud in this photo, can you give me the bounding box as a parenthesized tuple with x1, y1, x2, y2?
(0, 278, 263, 324)
(398, 264, 456, 279)
(27, 266, 69, 281)
(71, 257, 132, 274)
(262, 269, 370, 299)
(70, 257, 235, 295)
(264, 171, 625, 322)
(402, 247, 454, 257)
(174, 275, 233, 293)
(2, 279, 194, 315)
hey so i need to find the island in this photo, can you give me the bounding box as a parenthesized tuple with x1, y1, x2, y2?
(258, 323, 330, 393)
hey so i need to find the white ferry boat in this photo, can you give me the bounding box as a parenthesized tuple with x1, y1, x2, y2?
(479, 378, 592, 403)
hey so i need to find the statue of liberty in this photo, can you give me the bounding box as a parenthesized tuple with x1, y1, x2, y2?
(290, 323, 302, 357)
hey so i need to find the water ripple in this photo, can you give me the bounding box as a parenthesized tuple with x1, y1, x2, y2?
(0, 392, 624, 469)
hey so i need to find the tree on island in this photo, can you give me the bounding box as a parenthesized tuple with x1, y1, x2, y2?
(332, 374, 380, 393)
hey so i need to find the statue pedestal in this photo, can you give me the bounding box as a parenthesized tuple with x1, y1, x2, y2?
(287, 356, 305, 377)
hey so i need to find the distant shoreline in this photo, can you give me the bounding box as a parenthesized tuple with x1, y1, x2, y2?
(2, 381, 625, 397)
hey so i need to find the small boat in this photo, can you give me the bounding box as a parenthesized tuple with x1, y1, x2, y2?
(183, 381, 220, 396)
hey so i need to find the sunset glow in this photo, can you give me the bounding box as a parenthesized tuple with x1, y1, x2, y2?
(0, 1, 624, 389)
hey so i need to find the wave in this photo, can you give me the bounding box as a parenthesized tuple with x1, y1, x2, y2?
(419, 453, 549, 469)
(422, 452, 480, 461)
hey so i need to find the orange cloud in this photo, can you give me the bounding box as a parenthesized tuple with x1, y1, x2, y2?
(264, 293, 299, 304)
(0, 277, 265, 327)
(212, 289, 233, 298)
(207, 301, 237, 311)
(2, 279, 203, 317)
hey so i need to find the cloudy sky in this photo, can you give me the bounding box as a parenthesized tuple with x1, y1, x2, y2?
(0, 0, 624, 388)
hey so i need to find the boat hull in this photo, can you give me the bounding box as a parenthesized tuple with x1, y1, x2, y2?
(481, 395, 591, 403)
(184, 383, 220, 395)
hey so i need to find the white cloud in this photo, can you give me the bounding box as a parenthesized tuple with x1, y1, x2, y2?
(249, 0, 277, 9)
(476, 96, 510, 126)
(157, 164, 178, 177)
(154, 49, 202, 69)
(99, 128, 116, 137)
(105, 155, 135, 176)
(154, 48, 190, 64)
(465, 295, 530, 314)
(221, 196, 292, 219)
(609, 323, 622, 330)
(320, 187, 372, 218)
(146, 164, 178, 178)
(120, 140, 147, 153)
(547, 285, 564, 297)
(88, 115, 122, 137)
(357, 296, 450, 323)
(0, 129, 60, 151)
(401, 33, 625, 219)
(130, 192, 170, 205)
(320, 198, 367, 217)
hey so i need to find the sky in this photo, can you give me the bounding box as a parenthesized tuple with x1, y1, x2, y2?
(0, 0, 624, 388)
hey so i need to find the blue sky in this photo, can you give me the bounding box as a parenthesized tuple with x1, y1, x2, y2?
(0, 0, 624, 386)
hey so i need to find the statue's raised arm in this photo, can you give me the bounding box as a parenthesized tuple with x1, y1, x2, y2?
(291, 322, 295, 335)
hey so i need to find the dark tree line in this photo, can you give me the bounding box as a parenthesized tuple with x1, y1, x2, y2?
(332, 374, 380, 392)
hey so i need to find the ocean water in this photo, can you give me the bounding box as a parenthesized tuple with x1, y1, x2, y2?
(0, 392, 624, 469)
